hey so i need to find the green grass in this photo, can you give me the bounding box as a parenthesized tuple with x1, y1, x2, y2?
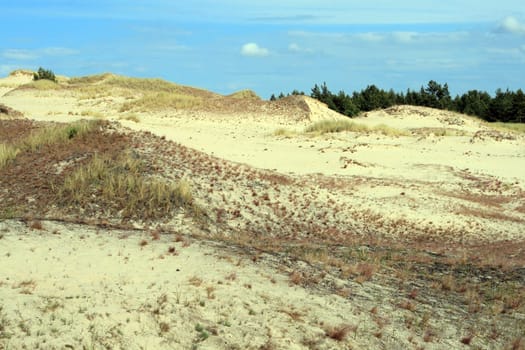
(59, 152, 198, 219)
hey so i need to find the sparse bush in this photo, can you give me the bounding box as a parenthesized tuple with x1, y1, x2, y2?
(33, 67, 56, 82)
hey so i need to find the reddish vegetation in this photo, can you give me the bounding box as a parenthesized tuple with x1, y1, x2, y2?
(0, 120, 129, 217)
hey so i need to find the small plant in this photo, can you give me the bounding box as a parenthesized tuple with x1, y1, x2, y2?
(33, 67, 57, 82)
(195, 323, 209, 341)
(324, 324, 355, 341)
(159, 322, 170, 333)
(28, 220, 43, 230)
(0, 144, 20, 169)
(206, 286, 215, 299)
(225, 272, 237, 281)
(188, 276, 203, 287)
(460, 334, 474, 345)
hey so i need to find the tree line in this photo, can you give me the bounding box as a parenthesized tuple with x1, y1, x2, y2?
(270, 81, 525, 123)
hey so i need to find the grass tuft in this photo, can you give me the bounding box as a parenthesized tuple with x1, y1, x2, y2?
(0, 120, 99, 168)
(0, 144, 20, 168)
(20, 79, 62, 90)
(324, 324, 355, 341)
(23, 120, 99, 152)
(302, 120, 409, 136)
(488, 122, 525, 134)
(119, 92, 203, 112)
(58, 152, 198, 220)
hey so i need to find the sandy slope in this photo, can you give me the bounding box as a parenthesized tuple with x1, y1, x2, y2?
(0, 220, 414, 350)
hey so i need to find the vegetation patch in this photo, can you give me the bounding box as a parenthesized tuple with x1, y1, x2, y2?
(33, 67, 57, 82)
(119, 92, 204, 112)
(58, 152, 199, 220)
(0, 144, 20, 168)
(19, 79, 61, 90)
(488, 122, 525, 134)
(0, 120, 98, 168)
(303, 120, 408, 136)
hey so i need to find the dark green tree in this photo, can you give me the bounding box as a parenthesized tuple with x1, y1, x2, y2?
(512, 89, 525, 123)
(33, 67, 56, 82)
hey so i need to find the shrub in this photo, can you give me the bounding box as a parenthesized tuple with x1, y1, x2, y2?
(33, 67, 56, 82)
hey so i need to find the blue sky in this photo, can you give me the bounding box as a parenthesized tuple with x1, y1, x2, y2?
(1, 1, 524, 98)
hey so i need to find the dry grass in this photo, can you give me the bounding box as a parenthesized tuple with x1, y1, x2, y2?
(68, 73, 114, 85)
(303, 120, 408, 136)
(0, 144, 20, 168)
(104, 76, 182, 93)
(58, 152, 197, 220)
(23, 120, 99, 152)
(487, 122, 525, 134)
(80, 110, 105, 119)
(324, 324, 355, 341)
(0, 120, 99, 168)
(228, 90, 260, 99)
(19, 79, 62, 90)
(119, 114, 141, 123)
(410, 127, 469, 137)
(273, 128, 298, 138)
(119, 92, 204, 112)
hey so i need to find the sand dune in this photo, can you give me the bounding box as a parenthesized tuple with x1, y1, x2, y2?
(0, 71, 524, 349)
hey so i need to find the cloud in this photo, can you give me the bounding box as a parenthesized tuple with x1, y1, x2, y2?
(1, 47, 78, 61)
(241, 43, 269, 57)
(497, 16, 525, 35)
(355, 33, 384, 42)
(288, 43, 314, 54)
(392, 32, 418, 43)
(2, 49, 38, 60)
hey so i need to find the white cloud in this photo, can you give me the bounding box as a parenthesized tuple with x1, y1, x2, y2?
(355, 32, 384, 42)
(2, 47, 78, 61)
(392, 32, 418, 43)
(288, 43, 314, 54)
(2, 49, 38, 60)
(498, 16, 525, 35)
(241, 43, 269, 57)
(288, 43, 301, 52)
